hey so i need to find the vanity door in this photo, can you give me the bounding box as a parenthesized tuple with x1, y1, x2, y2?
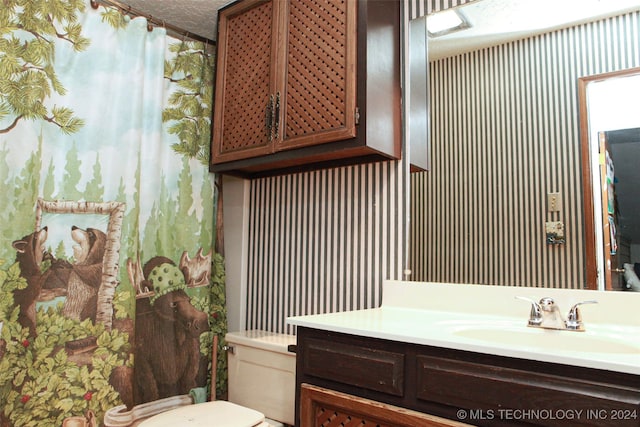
(300, 384, 470, 427)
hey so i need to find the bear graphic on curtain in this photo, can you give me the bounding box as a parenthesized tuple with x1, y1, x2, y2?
(0, 1, 226, 426)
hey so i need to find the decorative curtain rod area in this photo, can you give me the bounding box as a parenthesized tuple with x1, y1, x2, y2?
(90, 0, 216, 45)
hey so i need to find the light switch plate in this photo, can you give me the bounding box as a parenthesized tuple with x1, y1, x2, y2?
(548, 192, 561, 212)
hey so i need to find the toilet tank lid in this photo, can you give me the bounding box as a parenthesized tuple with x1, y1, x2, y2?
(139, 401, 264, 427)
(225, 330, 296, 354)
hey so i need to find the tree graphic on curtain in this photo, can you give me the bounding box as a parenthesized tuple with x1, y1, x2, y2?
(163, 42, 214, 165)
(0, 0, 87, 135)
(0, 1, 224, 425)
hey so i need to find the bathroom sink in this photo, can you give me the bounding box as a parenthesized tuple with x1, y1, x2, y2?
(453, 325, 639, 354)
(290, 281, 640, 374)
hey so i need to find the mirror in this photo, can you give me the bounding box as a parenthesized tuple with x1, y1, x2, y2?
(578, 68, 640, 291)
(408, 0, 640, 290)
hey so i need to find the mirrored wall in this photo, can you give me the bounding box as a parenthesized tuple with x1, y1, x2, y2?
(408, 0, 640, 290)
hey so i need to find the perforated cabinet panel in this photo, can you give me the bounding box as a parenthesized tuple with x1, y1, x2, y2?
(315, 407, 391, 427)
(280, 0, 356, 149)
(211, 0, 400, 174)
(214, 1, 275, 159)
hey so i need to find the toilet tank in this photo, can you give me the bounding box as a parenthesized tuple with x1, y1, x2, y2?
(225, 330, 296, 426)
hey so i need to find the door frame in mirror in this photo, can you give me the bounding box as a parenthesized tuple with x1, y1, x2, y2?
(578, 67, 640, 290)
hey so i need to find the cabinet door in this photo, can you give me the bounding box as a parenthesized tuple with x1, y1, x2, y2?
(300, 384, 470, 427)
(212, 0, 280, 163)
(275, 0, 357, 151)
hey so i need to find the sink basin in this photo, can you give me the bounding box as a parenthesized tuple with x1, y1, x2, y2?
(453, 326, 639, 354)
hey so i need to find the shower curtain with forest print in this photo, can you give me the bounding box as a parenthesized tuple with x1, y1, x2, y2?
(0, 1, 226, 425)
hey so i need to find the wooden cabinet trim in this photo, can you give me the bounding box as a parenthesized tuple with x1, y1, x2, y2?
(212, 0, 278, 162)
(302, 337, 405, 397)
(300, 383, 471, 427)
(416, 355, 640, 427)
(210, 0, 401, 176)
(275, 0, 358, 151)
(295, 327, 640, 427)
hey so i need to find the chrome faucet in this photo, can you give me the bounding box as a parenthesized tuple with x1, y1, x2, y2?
(516, 296, 597, 331)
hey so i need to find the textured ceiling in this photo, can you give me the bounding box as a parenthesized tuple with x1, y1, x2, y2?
(118, 0, 640, 50)
(119, 0, 230, 41)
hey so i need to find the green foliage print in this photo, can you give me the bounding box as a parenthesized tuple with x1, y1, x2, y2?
(209, 252, 228, 398)
(163, 41, 215, 165)
(0, 261, 131, 426)
(188, 252, 228, 400)
(96, 9, 215, 165)
(0, 0, 87, 134)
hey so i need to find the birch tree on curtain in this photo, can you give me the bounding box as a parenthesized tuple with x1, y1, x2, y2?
(0, 1, 225, 425)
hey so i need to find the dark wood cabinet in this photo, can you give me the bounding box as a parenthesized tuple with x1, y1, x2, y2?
(300, 383, 468, 427)
(295, 327, 640, 427)
(210, 0, 401, 177)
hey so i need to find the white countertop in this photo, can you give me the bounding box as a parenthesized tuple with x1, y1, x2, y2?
(287, 281, 640, 375)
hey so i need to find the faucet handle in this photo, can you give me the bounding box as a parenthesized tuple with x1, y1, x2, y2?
(515, 296, 542, 326)
(565, 300, 598, 331)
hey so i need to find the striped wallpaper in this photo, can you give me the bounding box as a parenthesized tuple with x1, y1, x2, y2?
(243, 0, 640, 333)
(244, 2, 417, 334)
(247, 161, 406, 334)
(410, 6, 640, 287)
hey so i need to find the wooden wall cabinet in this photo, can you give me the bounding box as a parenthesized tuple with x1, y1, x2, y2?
(295, 327, 640, 427)
(210, 0, 401, 177)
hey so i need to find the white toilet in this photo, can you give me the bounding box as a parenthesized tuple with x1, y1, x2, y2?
(137, 401, 270, 427)
(136, 330, 297, 427)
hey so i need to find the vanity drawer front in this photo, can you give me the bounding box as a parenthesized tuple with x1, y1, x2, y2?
(301, 337, 405, 397)
(416, 355, 640, 427)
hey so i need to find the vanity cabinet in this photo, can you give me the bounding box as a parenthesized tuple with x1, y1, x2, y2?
(300, 383, 468, 427)
(295, 327, 640, 427)
(210, 0, 401, 177)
